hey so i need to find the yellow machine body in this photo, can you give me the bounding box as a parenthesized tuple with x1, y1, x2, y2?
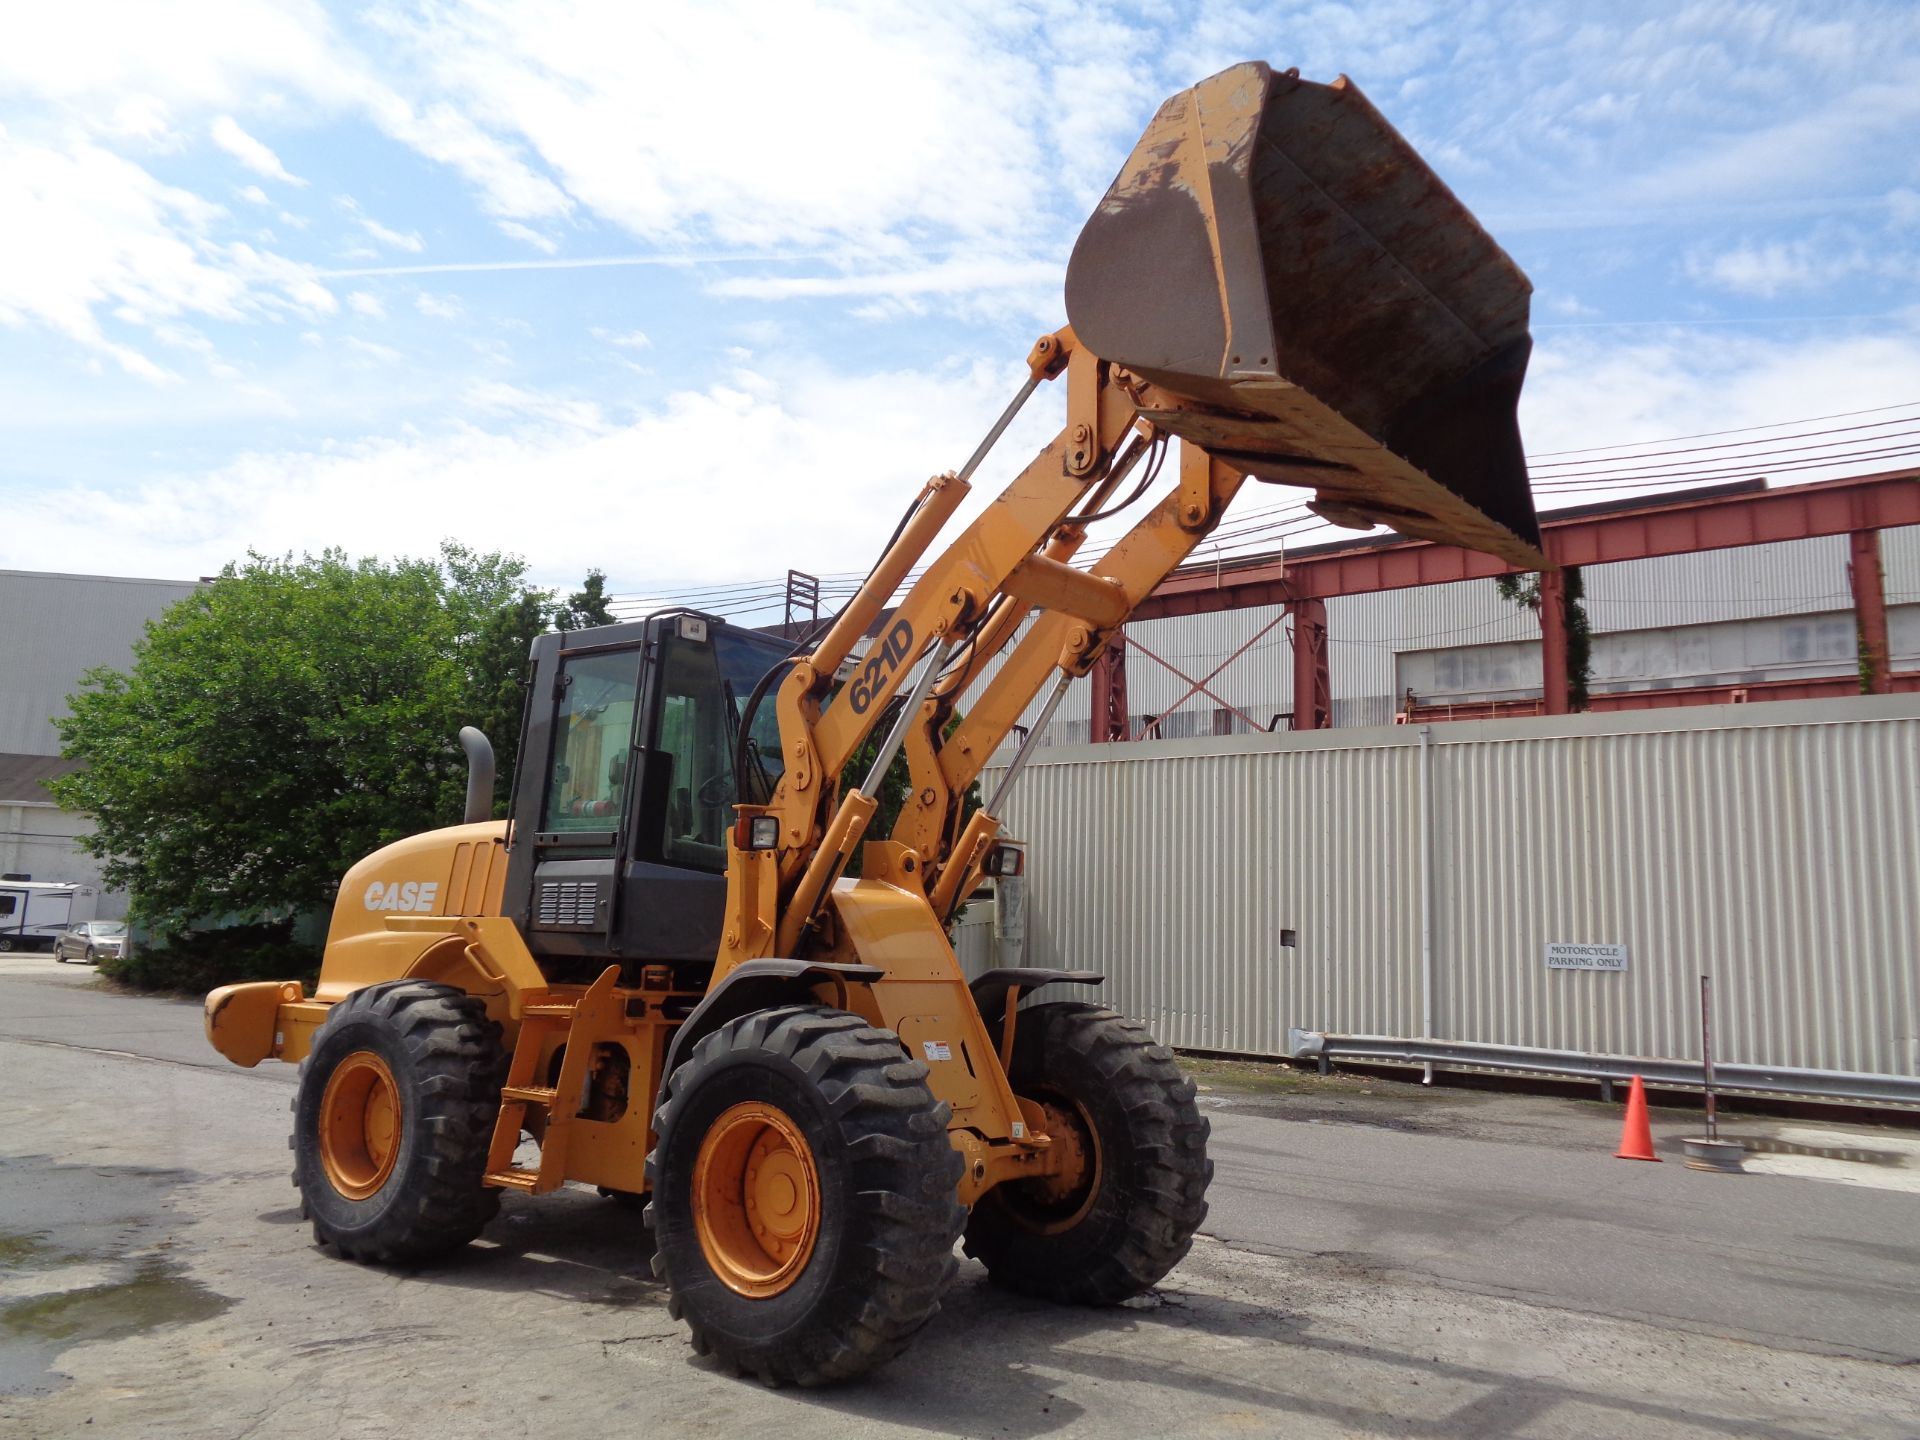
(208, 824, 1058, 1201)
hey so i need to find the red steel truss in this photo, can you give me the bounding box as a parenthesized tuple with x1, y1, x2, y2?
(1097, 469, 1918, 738)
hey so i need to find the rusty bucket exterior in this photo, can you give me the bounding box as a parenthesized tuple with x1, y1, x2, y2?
(1066, 61, 1543, 566)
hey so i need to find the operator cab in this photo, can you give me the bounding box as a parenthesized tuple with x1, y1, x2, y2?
(500, 610, 793, 982)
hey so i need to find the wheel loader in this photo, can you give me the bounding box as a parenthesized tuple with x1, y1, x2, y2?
(204, 61, 1544, 1385)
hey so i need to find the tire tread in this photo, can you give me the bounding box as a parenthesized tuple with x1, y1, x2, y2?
(292, 979, 505, 1265)
(962, 1001, 1211, 1304)
(645, 1004, 964, 1386)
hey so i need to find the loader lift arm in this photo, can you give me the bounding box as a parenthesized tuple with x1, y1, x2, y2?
(720, 58, 1547, 987)
(711, 331, 1244, 984)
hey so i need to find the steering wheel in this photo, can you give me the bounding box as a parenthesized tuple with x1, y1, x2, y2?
(695, 771, 736, 809)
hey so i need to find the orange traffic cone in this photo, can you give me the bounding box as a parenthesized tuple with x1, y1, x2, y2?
(1614, 1075, 1660, 1161)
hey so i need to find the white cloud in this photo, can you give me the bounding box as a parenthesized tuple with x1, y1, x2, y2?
(495, 220, 558, 254)
(369, 1, 1055, 249)
(1685, 230, 1919, 299)
(597, 328, 651, 349)
(236, 184, 270, 205)
(414, 291, 463, 320)
(210, 115, 304, 185)
(0, 354, 1053, 589)
(0, 129, 338, 380)
(465, 381, 608, 432)
(337, 199, 424, 253)
(0, 1, 567, 225)
(1522, 323, 1920, 498)
(356, 89, 573, 223)
(1542, 293, 1602, 319)
(343, 336, 401, 364)
(709, 257, 1058, 302)
(347, 290, 386, 319)
(0, 2, 357, 127)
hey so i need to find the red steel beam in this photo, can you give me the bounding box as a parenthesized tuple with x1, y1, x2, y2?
(1849, 529, 1892, 695)
(1538, 569, 1569, 716)
(1088, 632, 1129, 742)
(1288, 598, 1331, 729)
(1136, 469, 1920, 618)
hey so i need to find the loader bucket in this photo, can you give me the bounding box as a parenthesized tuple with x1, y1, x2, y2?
(1066, 62, 1543, 565)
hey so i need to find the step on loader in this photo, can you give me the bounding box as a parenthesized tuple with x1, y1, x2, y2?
(204, 60, 1542, 1386)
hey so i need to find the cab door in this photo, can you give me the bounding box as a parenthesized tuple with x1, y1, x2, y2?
(522, 640, 646, 956)
(612, 623, 746, 960)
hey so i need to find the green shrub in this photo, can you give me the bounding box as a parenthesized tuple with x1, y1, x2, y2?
(102, 919, 320, 996)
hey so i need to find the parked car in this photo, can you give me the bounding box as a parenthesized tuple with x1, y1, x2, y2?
(54, 920, 127, 964)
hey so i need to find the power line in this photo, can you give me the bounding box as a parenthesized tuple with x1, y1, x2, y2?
(1531, 424, 1920, 478)
(1532, 443, 1920, 490)
(1525, 399, 1920, 459)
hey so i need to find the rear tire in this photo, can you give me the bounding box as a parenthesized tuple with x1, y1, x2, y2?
(292, 980, 506, 1264)
(964, 1001, 1211, 1303)
(646, 1005, 965, 1386)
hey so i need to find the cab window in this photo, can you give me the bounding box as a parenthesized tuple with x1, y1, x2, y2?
(543, 648, 643, 832)
(648, 629, 790, 872)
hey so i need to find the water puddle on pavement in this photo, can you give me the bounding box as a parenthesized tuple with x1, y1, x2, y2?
(0, 1158, 233, 1397)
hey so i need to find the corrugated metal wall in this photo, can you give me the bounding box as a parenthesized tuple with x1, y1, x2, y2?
(987, 694, 1920, 1078)
(0, 570, 202, 755)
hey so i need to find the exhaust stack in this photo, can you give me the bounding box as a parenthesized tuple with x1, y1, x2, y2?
(458, 726, 495, 825)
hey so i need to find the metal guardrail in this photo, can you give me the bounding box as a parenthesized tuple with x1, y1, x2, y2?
(1286, 1030, 1920, 1109)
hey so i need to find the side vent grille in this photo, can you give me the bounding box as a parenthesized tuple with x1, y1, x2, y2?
(535, 880, 600, 929)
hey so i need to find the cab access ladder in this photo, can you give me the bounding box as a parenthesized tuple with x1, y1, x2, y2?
(482, 965, 622, 1193)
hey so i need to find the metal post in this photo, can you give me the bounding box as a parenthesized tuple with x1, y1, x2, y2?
(1539, 568, 1570, 716)
(1848, 529, 1891, 694)
(1700, 973, 1717, 1142)
(1089, 632, 1129, 742)
(1418, 725, 1434, 1085)
(1288, 597, 1330, 730)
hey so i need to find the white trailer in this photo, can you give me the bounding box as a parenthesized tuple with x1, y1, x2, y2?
(0, 879, 93, 952)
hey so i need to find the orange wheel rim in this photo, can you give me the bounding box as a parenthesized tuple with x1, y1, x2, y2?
(1011, 1095, 1102, 1235)
(318, 1050, 402, 1201)
(692, 1101, 821, 1297)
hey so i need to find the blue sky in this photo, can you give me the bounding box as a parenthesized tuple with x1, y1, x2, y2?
(3, 1, 1918, 619)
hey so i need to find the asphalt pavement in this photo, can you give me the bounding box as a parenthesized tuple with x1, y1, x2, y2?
(3, 956, 1918, 1439)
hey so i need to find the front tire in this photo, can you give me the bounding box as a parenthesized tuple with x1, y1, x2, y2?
(964, 1001, 1211, 1303)
(646, 1005, 965, 1386)
(292, 980, 506, 1263)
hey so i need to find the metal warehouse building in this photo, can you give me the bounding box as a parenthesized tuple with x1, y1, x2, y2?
(976, 475, 1920, 751)
(0, 569, 202, 916)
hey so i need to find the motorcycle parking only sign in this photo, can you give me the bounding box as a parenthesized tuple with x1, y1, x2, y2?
(1545, 942, 1628, 972)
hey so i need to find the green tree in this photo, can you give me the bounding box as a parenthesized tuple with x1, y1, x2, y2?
(1494, 568, 1593, 711)
(467, 588, 552, 813)
(843, 712, 983, 883)
(555, 569, 617, 631)
(49, 544, 610, 934)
